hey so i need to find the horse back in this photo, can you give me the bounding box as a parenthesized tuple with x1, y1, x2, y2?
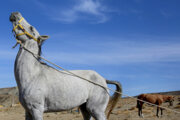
(138, 94, 163, 105)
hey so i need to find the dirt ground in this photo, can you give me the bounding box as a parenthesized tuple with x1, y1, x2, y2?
(0, 95, 180, 120)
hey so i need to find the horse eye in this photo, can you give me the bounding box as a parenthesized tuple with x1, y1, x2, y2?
(30, 26, 34, 32)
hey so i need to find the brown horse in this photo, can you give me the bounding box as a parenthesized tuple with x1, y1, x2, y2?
(136, 94, 174, 117)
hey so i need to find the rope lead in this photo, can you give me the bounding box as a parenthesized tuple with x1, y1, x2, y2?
(14, 42, 180, 114)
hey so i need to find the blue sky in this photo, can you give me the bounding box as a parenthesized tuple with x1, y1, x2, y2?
(0, 0, 180, 96)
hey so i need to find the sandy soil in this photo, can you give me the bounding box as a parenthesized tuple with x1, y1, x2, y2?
(0, 95, 180, 120)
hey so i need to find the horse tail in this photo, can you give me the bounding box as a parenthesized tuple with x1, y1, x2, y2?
(106, 80, 122, 119)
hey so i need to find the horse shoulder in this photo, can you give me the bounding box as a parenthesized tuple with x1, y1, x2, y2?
(138, 94, 146, 100)
(155, 95, 163, 105)
(144, 94, 156, 103)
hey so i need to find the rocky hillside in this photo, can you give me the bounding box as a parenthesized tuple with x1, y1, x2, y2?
(0, 86, 179, 107)
(0, 87, 18, 96)
(0, 87, 18, 107)
(0, 87, 180, 120)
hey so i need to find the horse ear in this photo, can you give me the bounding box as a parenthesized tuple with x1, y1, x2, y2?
(38, 35, 49, 41)
(38, 35, 49, 45)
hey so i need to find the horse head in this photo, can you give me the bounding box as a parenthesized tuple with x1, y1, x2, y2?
(10, 12, 49, 46)
(165, 95, 174, 106)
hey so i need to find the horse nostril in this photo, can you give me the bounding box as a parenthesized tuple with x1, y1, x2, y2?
(10, 14, 16, 22)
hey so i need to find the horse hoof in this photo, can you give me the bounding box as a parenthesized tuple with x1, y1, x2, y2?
(139, 115, 144, 118)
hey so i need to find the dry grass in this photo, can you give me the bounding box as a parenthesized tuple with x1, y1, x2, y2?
(0, 107, 10, 112)
(0, 105, 4, 108)
(142, 109, 152, 114)
(0, 94, 180, 120)
(174, 105, 180, 109)
(128, 106, 136, 111)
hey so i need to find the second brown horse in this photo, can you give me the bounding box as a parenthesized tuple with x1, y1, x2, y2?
(136, 94, 174, 117)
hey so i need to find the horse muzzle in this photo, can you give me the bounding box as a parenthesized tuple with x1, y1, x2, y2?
(9, 12, 21, 22)
(169, 101, 173, 106)
(9, 14, 16, 22)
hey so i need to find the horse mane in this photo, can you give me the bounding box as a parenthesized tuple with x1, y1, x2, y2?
(37, 40, 45, 61)
(37, 41, 50, 66)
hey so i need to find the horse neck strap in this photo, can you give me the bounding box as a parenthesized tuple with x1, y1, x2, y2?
(13, 17, 40, 43)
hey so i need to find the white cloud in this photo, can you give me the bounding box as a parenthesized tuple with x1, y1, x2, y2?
(73, 0, 108, 23)
(75, 0, 102, 15)
(35, 0, 109, 23)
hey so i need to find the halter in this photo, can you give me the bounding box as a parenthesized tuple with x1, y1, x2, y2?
(12, 17, 40, 43)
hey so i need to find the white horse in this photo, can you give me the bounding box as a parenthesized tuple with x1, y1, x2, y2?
(10, 12, 122, 120)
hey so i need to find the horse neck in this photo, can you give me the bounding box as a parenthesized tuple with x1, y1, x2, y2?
(14, 41, 41, 90)
(162, 95, 169, 101)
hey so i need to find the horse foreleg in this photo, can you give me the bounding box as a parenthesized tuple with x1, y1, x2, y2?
(138, 107, 141, 117)
(137, 101, 141, 117)
(160, 108, 163, 117)
(138, 106, 144, 117)
(25, 111, 33, 120)
(31, 108, 43, 120)
(138, 103, 144, 118)
(156, 107, 160, 118)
